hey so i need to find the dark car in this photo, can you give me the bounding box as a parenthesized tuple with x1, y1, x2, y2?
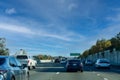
(54, 59, 60, 63)
(66, 59, 83, 72)
(85, 60, 93, 66)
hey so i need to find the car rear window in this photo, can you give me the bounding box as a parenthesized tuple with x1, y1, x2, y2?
(0, 58, 6, 65)
(69, 60, 80, 63)
(16, 55, 28, 59)
(99, 60, 109, 63)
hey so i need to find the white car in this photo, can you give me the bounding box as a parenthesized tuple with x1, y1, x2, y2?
(95, 59, 110, 69)
(16, 55, 37, 70)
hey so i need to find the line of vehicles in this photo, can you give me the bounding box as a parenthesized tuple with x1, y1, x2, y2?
(84, 58, 111, 69)
(54, 58, 111, 72)
(0, 54, 37, 80)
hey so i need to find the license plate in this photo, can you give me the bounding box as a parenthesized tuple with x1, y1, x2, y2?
(73, 64, 77, 66)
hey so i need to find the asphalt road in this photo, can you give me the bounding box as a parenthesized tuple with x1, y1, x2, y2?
(29, 63, 120, 80)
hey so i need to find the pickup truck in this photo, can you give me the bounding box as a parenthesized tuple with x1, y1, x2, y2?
(16, 54, 37, 70)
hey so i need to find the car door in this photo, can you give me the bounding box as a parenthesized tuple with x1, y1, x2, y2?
(9, 57, 22, 80)
(15, 58, 26, 80)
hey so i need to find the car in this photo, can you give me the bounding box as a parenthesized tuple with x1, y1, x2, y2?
(85, 60, 93, 66)
(95, 58, 110, 69)
(0, 73, 4, 80)
(0, 56, 29, 80)
(16, 54, 37, 70)
(60, 58, 67, 64)
(66, 59, 83, 72)
(54, 58, 60, 63)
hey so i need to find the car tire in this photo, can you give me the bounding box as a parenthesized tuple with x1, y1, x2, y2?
(11, 76, 15, 80)
(32, 66, 36, 69)
(80, 70, 83, 72)
(107, 67, 110, 69)
(28, 66, 31, 70)
(66, 69, 69, 72)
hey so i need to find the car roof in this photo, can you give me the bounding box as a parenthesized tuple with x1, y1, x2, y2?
(97, 58, 109, 61)
(0, 56, 15, 58)
(68, 59, 81, 61)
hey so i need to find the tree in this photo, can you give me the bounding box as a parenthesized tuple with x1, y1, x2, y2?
(82, 50, 89, 58)
(0, 38, 9, 55)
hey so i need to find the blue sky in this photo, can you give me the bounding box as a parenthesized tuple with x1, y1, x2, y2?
(0, 0, 120, 56)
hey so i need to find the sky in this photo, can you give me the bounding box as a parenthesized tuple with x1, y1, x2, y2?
(0, 0, 120, 56)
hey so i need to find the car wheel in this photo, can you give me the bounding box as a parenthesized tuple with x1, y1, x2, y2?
(107, 67, 110, 69)
(28, 66, 31, 70)
(32, 66, 36, 69)
(66, 69, 69, 72)
(11, 76, 15, 80)
(80, 70, 83, 72)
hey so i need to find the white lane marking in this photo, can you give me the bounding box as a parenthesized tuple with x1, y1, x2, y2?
(104, 78, 108, 80)
(97, 74, 100, 76)
(56, 72, 60, 74)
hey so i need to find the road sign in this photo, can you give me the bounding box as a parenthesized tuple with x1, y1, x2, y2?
(70, 53, 80, 56)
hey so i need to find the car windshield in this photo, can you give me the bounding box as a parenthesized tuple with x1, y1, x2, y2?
(16, 55, 28, 59)
(0, 58, 6, 65)
(69, 60, 80, 63)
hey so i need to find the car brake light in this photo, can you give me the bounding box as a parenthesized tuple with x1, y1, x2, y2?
(28, 60, 30, 63)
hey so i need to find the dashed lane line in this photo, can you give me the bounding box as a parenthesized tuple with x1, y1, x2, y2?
(56, 72, 60, 74)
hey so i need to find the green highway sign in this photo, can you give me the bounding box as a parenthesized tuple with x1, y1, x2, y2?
(70, 53, 80, 56)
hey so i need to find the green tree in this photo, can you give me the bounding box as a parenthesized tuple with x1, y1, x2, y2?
(0, 38, 9, 55)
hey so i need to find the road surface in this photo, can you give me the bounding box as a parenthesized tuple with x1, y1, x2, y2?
(29, 63, 120, 80)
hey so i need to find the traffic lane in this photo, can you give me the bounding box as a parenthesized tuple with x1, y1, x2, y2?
(93, 71, 120, 80)
(29, 70, 108, 80)
(29, 64, 120, 80)
(29, 69, 120, 80)
(34, 66, 66, 72)
(83, 65, 120, 73)
(36, 63, 65, 67)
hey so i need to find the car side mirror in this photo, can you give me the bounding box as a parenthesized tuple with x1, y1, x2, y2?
(20, 64, 27, 69)
(10, 63, 16, 67)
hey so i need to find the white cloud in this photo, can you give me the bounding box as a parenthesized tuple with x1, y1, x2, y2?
(5, 8, 16, 15)
(0, 23, 35, 35)
(99, 24, 120, 39)
(107, 14, 120, 22)
(0, 22, 85, 41)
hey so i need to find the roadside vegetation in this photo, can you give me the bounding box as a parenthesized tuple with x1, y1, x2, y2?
(81, 32, 120, 58)
(0, 38, 9, 55)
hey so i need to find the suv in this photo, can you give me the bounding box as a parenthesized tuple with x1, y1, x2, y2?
(0, 56, 29, 80)
(16, 55, 37, 70)
(66, 59, 83, 72)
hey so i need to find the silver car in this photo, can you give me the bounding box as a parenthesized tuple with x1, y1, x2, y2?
(95, 58, 110, 69)
(0, 56, 29, 80)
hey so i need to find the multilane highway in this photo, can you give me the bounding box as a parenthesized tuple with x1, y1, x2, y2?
(29, 63, 120, 80)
